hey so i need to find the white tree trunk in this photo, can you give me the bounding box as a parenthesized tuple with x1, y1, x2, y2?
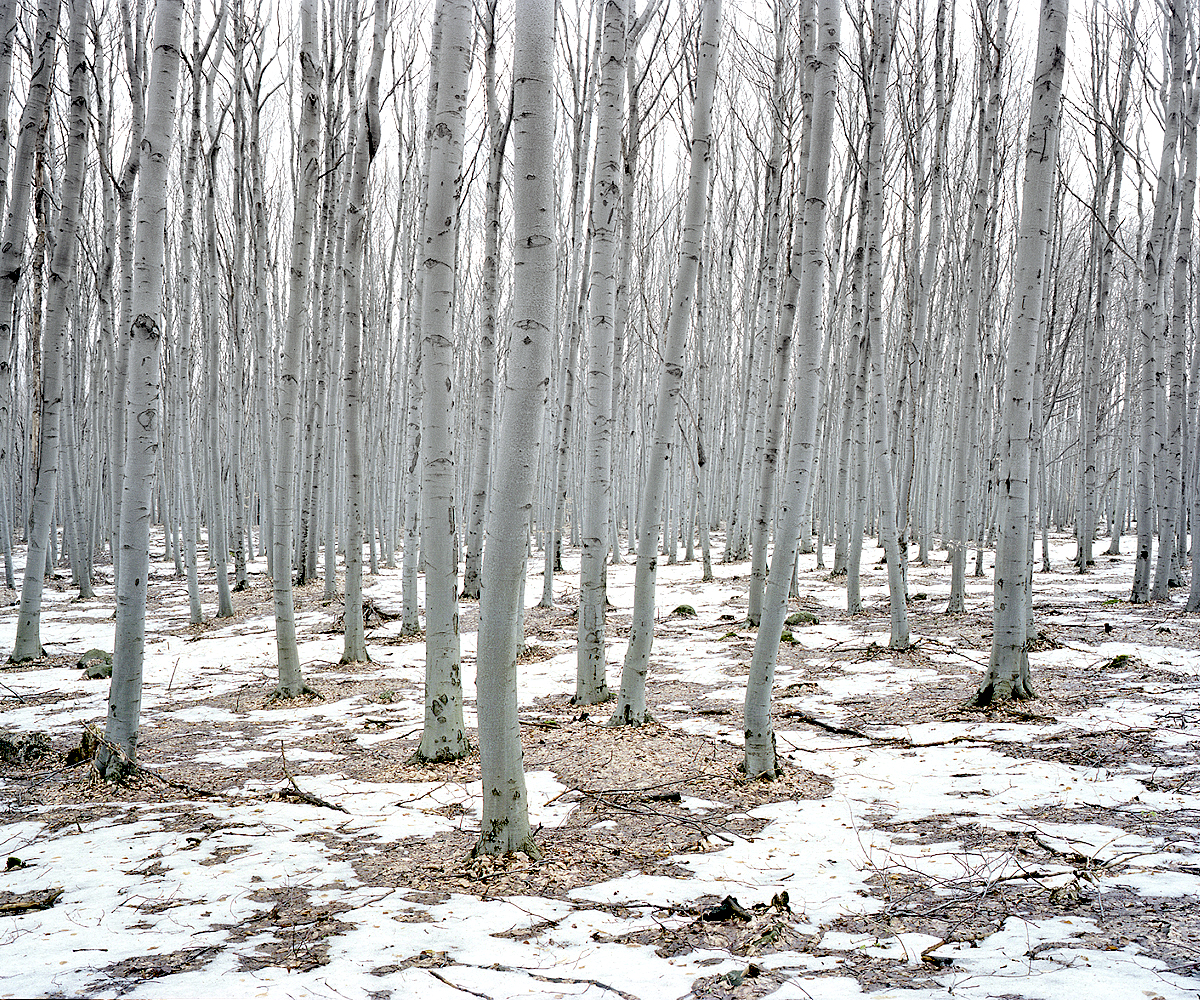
(743, 0, 838, 778)
(11, 0, 86, 662)
(461, 1, 509, 602)
(612, 0, 721, 726)
(97, 0, 184, 776)
(475, 0, 555, 857)
(271, 0, 321, 696)
(948, 0, 1006, 613)
(0, 0, 58, 606)
(1133, 1, 1185, 603)
(863, 0, 907, 650)
(575, 0, 625, 707)
(977, 0, 1066, 705)
(417, 0, 471, 762)
(340, 0, 387, 666)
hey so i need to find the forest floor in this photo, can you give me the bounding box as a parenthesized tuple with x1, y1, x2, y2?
(2, 532, 1200, 1000)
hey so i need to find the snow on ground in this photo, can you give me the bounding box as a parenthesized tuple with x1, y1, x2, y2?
(2, 534, 1200, 999)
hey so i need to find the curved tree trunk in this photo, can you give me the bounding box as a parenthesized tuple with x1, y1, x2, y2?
(612, 0, 721, 726)
(12, 0, 85, 662)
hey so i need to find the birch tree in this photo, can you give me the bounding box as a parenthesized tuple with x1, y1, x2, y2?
(340, 0, 388, 666)
(0, 0, 59, 613)
(97, 0, 185, 777)
(1132, 0, 1184, 604)
(271, 0, 322, 696)
(11, 0, 86, 662)
(475, 0, 555, 858)
(976, 0, 1066, 705)
(947, 0, 1005, 614)
(743, 0, 838, 778)
(575, 0, 625, 707)
(612, 0, 721, 726)
(461, 0, 510, 602)
(862, 0, 908, 649)
(417, 0, 471, 762)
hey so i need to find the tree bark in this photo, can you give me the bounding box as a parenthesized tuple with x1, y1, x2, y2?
(474, 0, 555, 857)
(612, 0, 721, 726)
(743, 0, 838, 778)
(575, 0, 625, 707)
(271, 0, 322, 695)
(417, 0, 471, 762)
(976, 0, 1066, 705)
(97, 0, 185, 776)
(11, 0, 86, 662)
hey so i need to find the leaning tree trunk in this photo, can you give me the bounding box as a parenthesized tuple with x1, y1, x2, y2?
(474, 0, 555, 858)
(976, 0, 1066, 705)
(611, 0, 721, 727)
(97, 0, 184, 777)
(417, 0, 471, 763)
(0, 0, 58, 604)
(743, 0, 838, 779)
(11, 0, 86, 663)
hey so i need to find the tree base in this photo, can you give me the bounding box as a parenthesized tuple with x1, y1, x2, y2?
(410, 743, 470, 765)
(8, 645, 45, 665)
(971, 676, 1036, 707)
(571, 689, 614, 707)
(607, 704, 652, 727)
(268, 683, 323, 702)
(472, 831, 543, 861)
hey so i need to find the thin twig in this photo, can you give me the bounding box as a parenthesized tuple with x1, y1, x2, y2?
(278, 743, 349, 813)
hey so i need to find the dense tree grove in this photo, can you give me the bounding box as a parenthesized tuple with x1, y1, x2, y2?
(2, 0, 1198, 827)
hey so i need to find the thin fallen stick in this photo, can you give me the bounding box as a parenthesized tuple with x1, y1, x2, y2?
(277, 743, 349, 813)
(85, 725, 221, 798)
(427, 970, 493, 999)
